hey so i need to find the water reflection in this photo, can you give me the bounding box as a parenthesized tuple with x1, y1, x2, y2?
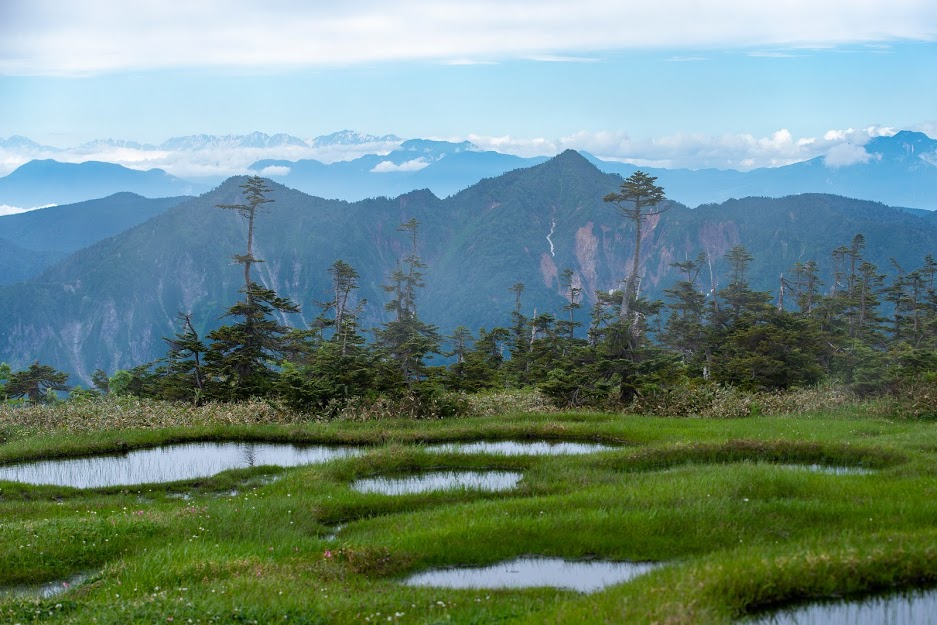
(425, 441, 615, 456)
(0, 442, 362, 488)
(0, 573, 88, 600)
(781, 464, 874, 476)
(746, 587, 937, 624)
(352, 471, 522, 495)
(403, 556, 659, 593)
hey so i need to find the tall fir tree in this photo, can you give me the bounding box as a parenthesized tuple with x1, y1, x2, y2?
(204, 177, 300, 400)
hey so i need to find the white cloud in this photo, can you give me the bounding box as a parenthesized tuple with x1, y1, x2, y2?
(0, 204, 29, 216)
(258, 165, 291, 176)
(2, 1, 936, 75)
(0, 138, 402, 178)
(460, 125, 906, 171)
(911, 120, 937, 137)
(370, 158, 430, 173)
(0, 203, 55, 217)
(824, 143, 874, 167)
(0, 125, 923, 181)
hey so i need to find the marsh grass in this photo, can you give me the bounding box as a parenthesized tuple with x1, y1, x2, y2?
(3, 405, 937, 623)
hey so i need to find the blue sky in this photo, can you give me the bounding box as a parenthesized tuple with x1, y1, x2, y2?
(1, 0, 936, 172)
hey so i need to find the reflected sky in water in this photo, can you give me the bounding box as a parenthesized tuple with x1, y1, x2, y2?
(424, 441, 615, 456)
(0, 442, 362, 488)
(403, 557, 659, 593)
(353, 471, 522, 495)
(746, 588, 937, 624)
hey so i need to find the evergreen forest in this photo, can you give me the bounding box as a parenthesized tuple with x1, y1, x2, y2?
(4, 173, 936, 419)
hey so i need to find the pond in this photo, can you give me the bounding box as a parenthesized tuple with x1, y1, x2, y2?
(0, 573, 88, 600)
(0, 442, 363, 488)
(782, 464, 875, 476)
(424, 440, 616, 456)
(745, 587, 937, 624)
(402, 556, 659, 593)
(352, 471, 522, 495)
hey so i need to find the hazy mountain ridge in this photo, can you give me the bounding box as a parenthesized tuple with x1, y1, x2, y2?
(2, 130, 934, 209)
(2, 151, 936, 383)
(1, 130, 403, 153)
(0, 193, 190, 285)
(250, 139, 549, 200)
(0, 238, 65, 285)
(0, 160, 206, 207)
(0, 135, 61, 152)
(309, 130, 403, 147)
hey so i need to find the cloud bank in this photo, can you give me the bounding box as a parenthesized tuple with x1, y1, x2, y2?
(0, 126, 917, 180)
(370, 158, 430, 173)
(0, 203, 55, 217)
(1, 1, 936, 75)
(464, 126, 901, 171)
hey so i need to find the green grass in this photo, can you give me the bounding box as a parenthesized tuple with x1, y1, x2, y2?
(2, 403, 937, 623)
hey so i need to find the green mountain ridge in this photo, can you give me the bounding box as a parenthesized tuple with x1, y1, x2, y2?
(2, 150, 935, 383)
(0, 193, 190, 284)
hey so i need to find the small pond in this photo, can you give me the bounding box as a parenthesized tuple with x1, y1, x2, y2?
(0, 442, 363, 488)
(402, 556, 659, 593)
(424, 441, 616, 456)
(352, 471, 522, 495)
(745, 587, 937, 624)
(782, 464, 874, 476)
(0, 573, 88, 600)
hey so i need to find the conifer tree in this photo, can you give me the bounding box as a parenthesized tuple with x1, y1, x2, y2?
(661, 253, 708, 373)
(602, 171, 668, 329)
(0, 362, 11, 402)
(204, 177, 300, 400)
(6, 362, 70, 403)
(160, 313, 207, 403)
(375, 219, 440, 385)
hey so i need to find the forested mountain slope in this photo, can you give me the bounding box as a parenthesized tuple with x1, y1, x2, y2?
(2, 150, 935, 382)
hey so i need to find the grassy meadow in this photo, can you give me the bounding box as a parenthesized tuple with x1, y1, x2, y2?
(1, 393, 937, 624)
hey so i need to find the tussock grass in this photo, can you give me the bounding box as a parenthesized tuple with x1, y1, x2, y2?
(0, 397, 307, 437)
(3, 404, 937, 623)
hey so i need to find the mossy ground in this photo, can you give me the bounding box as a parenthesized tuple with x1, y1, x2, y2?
(1, 401, 936, 624)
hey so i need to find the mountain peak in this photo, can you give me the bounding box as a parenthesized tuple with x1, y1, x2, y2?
(866, 131, 937, 160)
(0, 135, 59, 151)
(543, 149, 603, 175)
(310, 130, 402, 147)
(158, 132, 308, 151)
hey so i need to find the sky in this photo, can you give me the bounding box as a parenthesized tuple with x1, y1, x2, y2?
(1, 0, 936, 179)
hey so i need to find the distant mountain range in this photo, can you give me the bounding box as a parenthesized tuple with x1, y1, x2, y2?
(2, 151, 936, 384)
(0, 160, 205, 207)
(1, 130, 402, 154)
(3, 130, 933, 210)
(250, 138, 549, 200)
(590, 131, 937, 210)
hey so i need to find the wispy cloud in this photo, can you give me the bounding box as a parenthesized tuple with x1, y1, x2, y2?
(441, 59, 499, 66)
(2, 1, 935, 75)
(747, 51, 808, 58)
(524, 54, 600, 63)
